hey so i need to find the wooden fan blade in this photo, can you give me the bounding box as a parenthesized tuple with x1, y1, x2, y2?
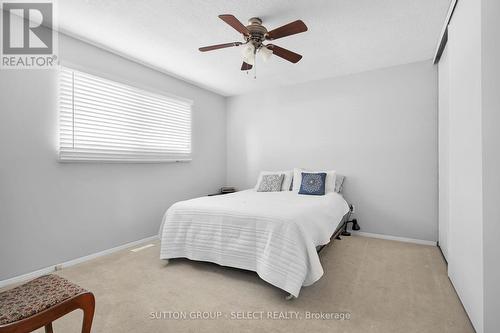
(266, 20, 308, 40)
(199, 42, 242, 52)
(267, 44, 302, 63)
(241, 62, 253, 71)
(219, 14, 250, 36)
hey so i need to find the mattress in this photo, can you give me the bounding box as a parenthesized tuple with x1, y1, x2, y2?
(159, 189, 350, 297)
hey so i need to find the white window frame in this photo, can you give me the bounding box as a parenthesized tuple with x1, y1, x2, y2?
(58, 67, 193, 163)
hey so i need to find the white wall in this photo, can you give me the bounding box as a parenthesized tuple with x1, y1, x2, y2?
(0, 33, 226, 280)
(438, 45, 450, 260)
(443, 0, 484, 331)
(481, 0, 500, 331)
(227, 60, 438, 242)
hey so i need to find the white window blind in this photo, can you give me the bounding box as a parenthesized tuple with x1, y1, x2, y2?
(58, 67, 192, 162)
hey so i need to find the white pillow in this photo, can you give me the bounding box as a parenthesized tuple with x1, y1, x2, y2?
(293, 168, 337, 193)
(255, 170, 294, 191)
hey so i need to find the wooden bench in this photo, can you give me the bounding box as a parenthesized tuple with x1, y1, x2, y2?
(0, 274, 95, 333)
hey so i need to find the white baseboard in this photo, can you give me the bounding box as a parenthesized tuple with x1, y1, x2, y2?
(0, 235, 158, 288)
(352, 231, 437, 246)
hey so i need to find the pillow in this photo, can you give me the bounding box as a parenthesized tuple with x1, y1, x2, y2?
(335, 174, 345, 193)
(257, 174, 284, 192)
(255, 170, 293, 191)
(299, 172, 327, 195)
(293, 168, 337, 193)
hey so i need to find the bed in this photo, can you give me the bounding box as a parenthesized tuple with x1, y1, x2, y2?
(158, 189, 350, 298)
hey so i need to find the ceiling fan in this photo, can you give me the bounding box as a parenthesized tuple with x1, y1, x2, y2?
(199, 15, 308, 72)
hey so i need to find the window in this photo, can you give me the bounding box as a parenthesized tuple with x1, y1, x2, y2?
(58, 67, 192, 162)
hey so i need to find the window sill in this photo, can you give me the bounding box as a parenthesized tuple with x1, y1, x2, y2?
(58, 157, 192, 163)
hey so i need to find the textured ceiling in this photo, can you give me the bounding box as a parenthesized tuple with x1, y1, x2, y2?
(58, 0, 450, 96)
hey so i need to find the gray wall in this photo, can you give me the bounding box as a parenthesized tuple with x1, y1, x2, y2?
(226, 60, 438, 242)
(482, 0, 500, 331)
(0, 34, 227, 280)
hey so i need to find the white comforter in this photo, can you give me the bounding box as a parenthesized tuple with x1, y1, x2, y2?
(159, 190, 349, 297)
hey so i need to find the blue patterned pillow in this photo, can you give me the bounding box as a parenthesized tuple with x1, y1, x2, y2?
(299, 172, 327, 195)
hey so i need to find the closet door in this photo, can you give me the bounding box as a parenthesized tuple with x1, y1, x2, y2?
(446, 10, 484, 331)
(438, 44, 450, 261)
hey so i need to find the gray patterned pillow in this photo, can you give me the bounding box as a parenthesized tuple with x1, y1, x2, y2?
(335, 174, 345, 193)
(257, 174, 284, 192)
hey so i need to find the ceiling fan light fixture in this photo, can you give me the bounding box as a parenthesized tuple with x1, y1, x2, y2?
(243, 53, 255, 66)
(199, 15, 307, 72)
(259, 46, 273, 62)
(241, 43, 255, 65)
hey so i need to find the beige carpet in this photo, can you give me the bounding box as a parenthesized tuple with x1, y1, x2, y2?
(22, 236, 473, 333)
